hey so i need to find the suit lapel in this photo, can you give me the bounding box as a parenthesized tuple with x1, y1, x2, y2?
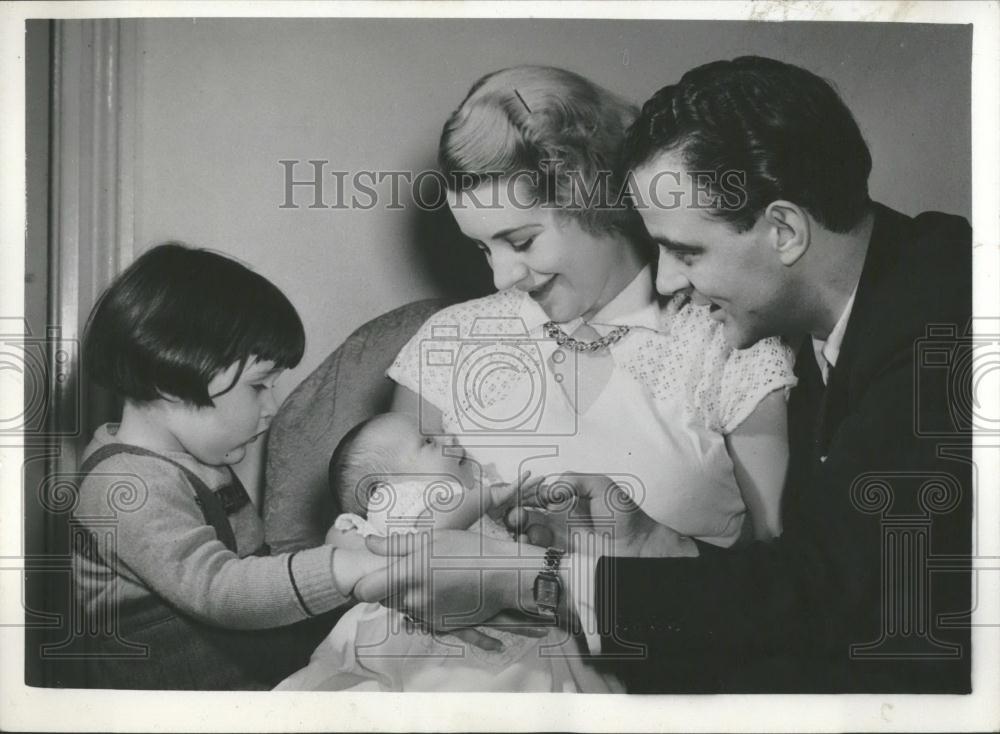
(813, 204, 911, 455)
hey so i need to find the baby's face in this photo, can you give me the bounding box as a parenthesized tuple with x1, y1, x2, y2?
(367, 413, 476, 488)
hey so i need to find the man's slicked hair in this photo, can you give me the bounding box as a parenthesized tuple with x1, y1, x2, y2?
(623, 56, 872, 233)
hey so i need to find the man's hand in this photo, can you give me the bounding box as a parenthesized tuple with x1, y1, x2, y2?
(512, 472, 700, 558)
(353, 529, 548, 640)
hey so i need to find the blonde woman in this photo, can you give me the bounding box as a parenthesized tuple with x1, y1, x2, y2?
(281, 66, 794, 692)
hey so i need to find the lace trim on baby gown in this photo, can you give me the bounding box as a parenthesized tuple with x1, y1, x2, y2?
(388, 289, 797, 436)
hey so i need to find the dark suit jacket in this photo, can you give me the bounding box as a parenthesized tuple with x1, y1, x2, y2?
(595, 203, 972, 693)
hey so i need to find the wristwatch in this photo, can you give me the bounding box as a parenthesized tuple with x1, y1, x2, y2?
(533, 547, 565, 619)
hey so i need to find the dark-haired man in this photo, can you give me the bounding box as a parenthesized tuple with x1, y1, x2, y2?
(357, 56, 971, 694)
(590, 55, 972, 692)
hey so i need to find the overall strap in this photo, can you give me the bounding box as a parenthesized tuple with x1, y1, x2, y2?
(216, 467, 252, 515)
(79, 444, 238, 553)
(224, 467, 271, 557)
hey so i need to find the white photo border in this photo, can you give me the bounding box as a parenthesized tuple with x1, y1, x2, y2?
(1, 1, 997, 732)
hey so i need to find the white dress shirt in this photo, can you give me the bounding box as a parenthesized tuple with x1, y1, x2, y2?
(811, 286, 858, 384)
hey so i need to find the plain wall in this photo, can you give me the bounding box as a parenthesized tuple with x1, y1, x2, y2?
(129, 18, 971, 493)
(133, 18, 971, 400)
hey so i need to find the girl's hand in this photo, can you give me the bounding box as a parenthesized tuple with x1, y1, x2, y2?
(332, 545, 391, 597)
(325, 526, 368, 550)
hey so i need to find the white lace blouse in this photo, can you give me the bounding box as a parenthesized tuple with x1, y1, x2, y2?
(388, 267, 796, 547)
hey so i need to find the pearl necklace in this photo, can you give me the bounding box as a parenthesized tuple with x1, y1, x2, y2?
(542, 321, 631, 353)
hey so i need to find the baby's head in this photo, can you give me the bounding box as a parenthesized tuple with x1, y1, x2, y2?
(329, 412, 474, 516)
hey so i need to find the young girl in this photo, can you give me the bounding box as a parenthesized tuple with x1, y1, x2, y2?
(71, 243, 379, 689)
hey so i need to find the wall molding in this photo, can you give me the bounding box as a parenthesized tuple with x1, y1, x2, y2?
(48, 19, 137, 475)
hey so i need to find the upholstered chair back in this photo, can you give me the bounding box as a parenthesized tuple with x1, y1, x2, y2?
(263, 299, 447, 552)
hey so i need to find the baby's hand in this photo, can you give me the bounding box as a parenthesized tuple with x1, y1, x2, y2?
(325, 526, 368, 550)
(488, 470, 545, 512)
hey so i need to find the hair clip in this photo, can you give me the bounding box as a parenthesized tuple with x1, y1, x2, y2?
(514, 88, 532, 114)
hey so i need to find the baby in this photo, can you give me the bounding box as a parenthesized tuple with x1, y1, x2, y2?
(276, 412, 622, 692)
(328, 412, 517, 541)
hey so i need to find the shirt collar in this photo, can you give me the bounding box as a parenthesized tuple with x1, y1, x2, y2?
(516, 265, 658, 334)
(811, 285, 858, 384)
(591, 265, 658, 330)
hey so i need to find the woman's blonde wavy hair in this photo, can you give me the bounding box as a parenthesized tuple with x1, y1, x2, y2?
(439, 65, 641, 236)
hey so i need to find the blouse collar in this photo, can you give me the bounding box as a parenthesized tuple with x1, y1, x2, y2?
(515, 265, 659, 334)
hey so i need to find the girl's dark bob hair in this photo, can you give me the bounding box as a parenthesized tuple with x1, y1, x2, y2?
(84, 242, 305, 407)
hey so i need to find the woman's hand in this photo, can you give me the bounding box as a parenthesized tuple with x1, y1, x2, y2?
(512, 472, 700, 558)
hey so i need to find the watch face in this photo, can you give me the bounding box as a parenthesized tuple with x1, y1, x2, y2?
(534, 575, 560, 611)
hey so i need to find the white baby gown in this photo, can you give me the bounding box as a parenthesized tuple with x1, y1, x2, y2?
(276, 480, 623, 692)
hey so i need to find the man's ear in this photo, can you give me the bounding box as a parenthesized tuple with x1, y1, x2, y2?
(763, 200, 810, 266)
